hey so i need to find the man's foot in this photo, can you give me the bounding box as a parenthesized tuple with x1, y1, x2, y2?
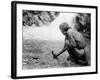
(51, 51, 58, 59)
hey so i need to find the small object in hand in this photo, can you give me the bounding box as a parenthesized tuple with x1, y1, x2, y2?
(51, 51, 58, 59)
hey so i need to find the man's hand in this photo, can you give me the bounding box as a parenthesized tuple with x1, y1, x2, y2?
(51, 51, 58, 59)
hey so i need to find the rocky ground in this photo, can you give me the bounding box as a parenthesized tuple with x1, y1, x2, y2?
(22, 39, 83, 70)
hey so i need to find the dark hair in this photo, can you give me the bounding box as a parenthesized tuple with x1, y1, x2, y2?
(59, 22, 70, 31)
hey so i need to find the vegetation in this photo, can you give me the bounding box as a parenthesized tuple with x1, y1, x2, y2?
(73, 13, 91, 39)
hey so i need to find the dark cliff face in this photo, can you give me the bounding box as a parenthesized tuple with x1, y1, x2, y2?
(73, 13, 91, 40)
(23, 10, 60, 27)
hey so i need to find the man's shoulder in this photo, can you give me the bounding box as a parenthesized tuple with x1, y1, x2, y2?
(68, 29, 78, 35)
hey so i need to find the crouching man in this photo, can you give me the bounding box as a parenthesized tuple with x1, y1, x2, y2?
(52, 22, 90, 66)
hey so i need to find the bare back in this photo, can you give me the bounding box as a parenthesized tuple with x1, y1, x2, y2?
(67, 29, 86, 49)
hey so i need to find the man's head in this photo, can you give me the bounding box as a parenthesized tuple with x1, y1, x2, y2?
(59, 22, 71, 35)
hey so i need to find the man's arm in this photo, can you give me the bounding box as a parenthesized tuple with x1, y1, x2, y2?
(52, 43, 68, 59)
(56, 42, 68, 57)
(69, 34, 76, 48)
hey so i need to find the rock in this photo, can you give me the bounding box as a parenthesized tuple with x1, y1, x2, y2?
(23, 11, 60, 26)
